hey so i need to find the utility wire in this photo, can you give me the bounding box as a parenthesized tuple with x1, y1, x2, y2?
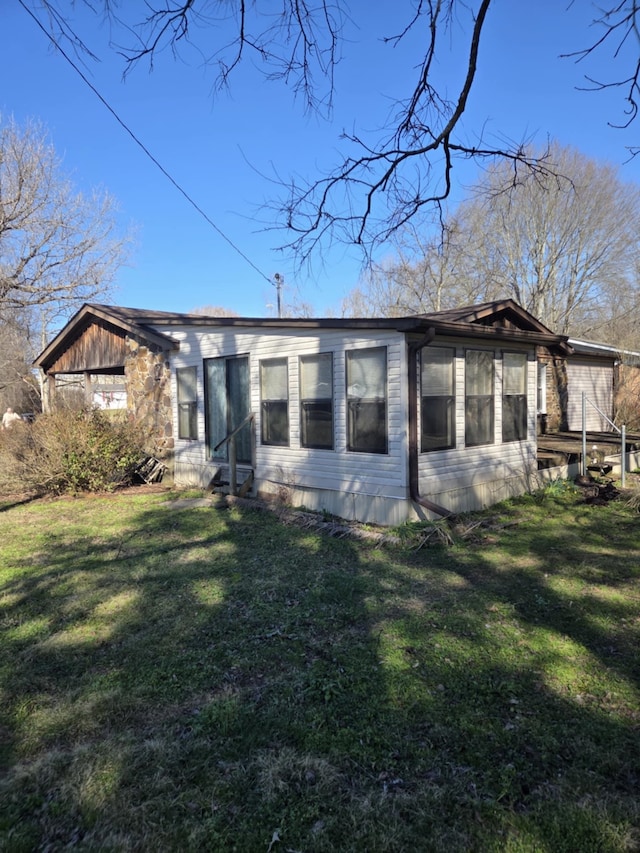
(18, 0, 274, 287)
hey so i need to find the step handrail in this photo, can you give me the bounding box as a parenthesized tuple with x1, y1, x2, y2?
(213, 412, 256, 496)
(213, 412, 255, 452)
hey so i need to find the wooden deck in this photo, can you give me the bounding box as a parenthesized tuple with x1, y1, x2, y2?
(537, 429, 640, 468)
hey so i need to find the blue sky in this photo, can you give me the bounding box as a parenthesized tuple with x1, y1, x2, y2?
(2, 1, 640, 317)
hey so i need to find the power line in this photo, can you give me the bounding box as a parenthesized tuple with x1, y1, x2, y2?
(18, 0, 274, 287)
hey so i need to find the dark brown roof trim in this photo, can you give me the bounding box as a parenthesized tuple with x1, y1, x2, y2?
(33, 303, 180, 371)
(424, 299, 558, 335)
(34, 300, 572, 370)
(89, 303, 569, 344)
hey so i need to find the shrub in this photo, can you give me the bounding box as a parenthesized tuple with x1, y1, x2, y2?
(625, 478, 640, 512)
(0, 408, 147, 496)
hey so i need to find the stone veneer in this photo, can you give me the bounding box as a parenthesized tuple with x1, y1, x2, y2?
(124, 337, 174, 460)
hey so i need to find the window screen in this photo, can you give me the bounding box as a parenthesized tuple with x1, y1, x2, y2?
(176, 366, 198, 440)
(260, 358, 289, 446)
(300, 353, 333, 449)
(502, 352, 527, 442)
(346, 347, 387, 453)
(465, 350, 494, 447)
(421, 347, 455, 451)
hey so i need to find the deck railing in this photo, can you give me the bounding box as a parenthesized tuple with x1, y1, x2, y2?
(582, 392, 626, 487)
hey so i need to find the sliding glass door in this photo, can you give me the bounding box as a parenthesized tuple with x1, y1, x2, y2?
(205, 355, 251, 464)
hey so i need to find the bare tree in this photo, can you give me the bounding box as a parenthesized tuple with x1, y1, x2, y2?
(343, 143, 640, 340)
(281, 293, 316, 318)
(0, 116, 130, 406)
(0, 116, 128, 316)
(452, 144, 640, 336)
(190, 305, 240, 317)
(0, 308, 41, 414)
(340, 217, 484, 317)
(27, 1, 640, 263)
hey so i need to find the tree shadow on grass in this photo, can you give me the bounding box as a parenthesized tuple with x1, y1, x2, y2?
(0, 494, 638, 851)
(0, 493, 39, 512)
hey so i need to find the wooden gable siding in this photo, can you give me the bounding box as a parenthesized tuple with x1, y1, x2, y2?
(47, 322, 130, 374)
(474, 314, 520, 330)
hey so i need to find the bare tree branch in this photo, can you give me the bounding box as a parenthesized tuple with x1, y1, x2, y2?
(274, 0, 566, 264)
(345, 143, 640, 343)
(23, 1, 640, 264)
(562, 1, 640, 128)
(0, 117, 129, 315)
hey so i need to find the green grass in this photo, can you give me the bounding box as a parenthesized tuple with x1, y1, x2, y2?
(1, 484, 639, 851)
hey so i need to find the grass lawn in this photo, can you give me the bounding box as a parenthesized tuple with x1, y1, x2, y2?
(1, 482, 639, 851)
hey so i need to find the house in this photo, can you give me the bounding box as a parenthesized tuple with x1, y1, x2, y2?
(567, 339, 640, 432)
(421, 304, 624, 434)
(537, 338, 618, 434)
(36, 299, 587, 524)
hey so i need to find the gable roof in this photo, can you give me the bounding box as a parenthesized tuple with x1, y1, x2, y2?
(34, 303, 181, 374)
(34, 299, 572, 373)
(423, 300, 559, 335)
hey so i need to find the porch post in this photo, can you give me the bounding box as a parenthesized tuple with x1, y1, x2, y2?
(229, 437, 238, 496)
(45, 372, 56, 413)
(84, 371, 93, 408)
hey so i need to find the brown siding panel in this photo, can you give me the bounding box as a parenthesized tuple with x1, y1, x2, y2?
(49, 323, 129, 374)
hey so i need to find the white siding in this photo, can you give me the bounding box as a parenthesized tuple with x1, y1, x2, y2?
(417, 346, 538, 515)
(566, 359, 613, 431)
(159, 326, 409, 522)
(153, 324, 540, 524)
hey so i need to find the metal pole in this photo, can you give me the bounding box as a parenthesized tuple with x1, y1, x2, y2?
(621, 424, 626, 488)
(582, 391, 587, 477)
(274, 273, 283, 318)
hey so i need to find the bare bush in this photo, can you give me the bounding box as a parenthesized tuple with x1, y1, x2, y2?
(0, 409, 146, 496)
(624, 476, 640, 512)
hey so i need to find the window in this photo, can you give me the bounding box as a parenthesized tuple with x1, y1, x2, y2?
(346, 347, 387, 453)
(176, 366, 198, 440)
(421, 347, 455, 451)
(300, 353, 333, 449)
(260, 358, 289, 446)
(537, 362, 547, 415)
(503, 352, 528, 442)
(465, 350, 494, 446)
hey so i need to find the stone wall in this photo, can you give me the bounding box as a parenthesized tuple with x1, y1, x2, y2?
(124, 338, 174, 460)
